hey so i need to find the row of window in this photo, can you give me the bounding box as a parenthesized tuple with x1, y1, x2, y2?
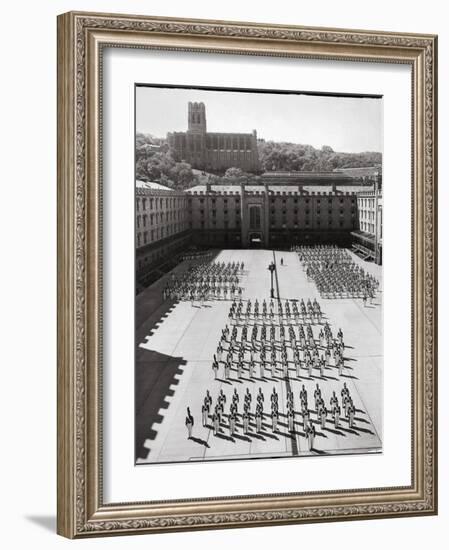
(136, 210, 186, 228)
(190, 196, 356, 205)
(137, 222, 187, 246)
(137, 197, 187, 211)
(359, 209, 376, 222)
(191, 219, 352, 230)
(270, 220, 349, 228)
(137, 235, 190, 273)
(360, 221, 376, 234)
(359, 197, 376, 208)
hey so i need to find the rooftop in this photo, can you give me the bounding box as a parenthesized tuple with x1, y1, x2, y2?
(185, 183, 371, 195)
(136, 180, 174, 191)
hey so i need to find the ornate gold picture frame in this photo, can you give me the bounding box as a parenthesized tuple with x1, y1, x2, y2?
(57, 11, 437, 538)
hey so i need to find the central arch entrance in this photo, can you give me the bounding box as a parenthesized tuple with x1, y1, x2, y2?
(249, 232, 263, 248)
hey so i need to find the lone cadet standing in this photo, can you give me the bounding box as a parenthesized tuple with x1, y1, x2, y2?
(185, 407, 194, 439)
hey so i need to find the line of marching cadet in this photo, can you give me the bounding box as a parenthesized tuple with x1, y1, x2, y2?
(186, 382, 359, 452)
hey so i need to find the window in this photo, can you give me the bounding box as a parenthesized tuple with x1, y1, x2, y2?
(137, 234, 141, 246)
(136, 199, 140, 211)
(249, 205, 262, 230)
(137, 215, 141, 228)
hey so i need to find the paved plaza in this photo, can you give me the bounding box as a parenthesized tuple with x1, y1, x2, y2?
(135, 249, 383, 464)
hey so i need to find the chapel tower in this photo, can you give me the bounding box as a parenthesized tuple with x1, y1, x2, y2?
(188, 101, 207, 134)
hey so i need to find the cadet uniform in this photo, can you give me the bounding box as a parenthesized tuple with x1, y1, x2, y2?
(185, 408, 194, 439)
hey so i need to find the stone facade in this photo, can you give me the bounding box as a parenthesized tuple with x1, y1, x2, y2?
(353, 184, 383, 264)
(185, 183, 360, 249)
(136, 182, 190, 288)
(167, 102, 260, 173)
(135, 175, 383, 291)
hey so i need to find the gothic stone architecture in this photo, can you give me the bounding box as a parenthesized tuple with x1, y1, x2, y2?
(136, 181, 190, 290)
(351, 176, 383, 265)
(186, 183, 359, 249)
(167, 102, 260, 173)
(135, 177, 385, 290)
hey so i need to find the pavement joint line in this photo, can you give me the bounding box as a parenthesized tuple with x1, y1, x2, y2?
(272, 250, 299, 457)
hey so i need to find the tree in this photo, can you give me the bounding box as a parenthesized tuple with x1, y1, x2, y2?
(258, 140, 381, 172)
(223, 167, 247, 185)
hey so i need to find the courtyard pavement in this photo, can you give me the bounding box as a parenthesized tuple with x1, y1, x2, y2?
(135, 249, 383, 464)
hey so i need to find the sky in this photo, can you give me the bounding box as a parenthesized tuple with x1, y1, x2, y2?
(136, 85, 383, 154)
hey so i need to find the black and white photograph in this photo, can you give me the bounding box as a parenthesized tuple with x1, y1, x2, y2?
(134, 85, 383, 465)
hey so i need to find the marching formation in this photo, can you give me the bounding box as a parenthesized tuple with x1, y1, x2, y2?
(210, 298, 346, 382)
(295, 245, 380, 301)
(162, 260, 244, 303)
(191, 381, 358, 450)
(184, 293, 368, 452)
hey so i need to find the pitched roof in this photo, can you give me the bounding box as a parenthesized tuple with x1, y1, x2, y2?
(136, 180, 174, 191)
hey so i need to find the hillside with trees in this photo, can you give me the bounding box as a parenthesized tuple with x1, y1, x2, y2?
(135, 133, 382, 190)
(258, 141, 382, 172)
